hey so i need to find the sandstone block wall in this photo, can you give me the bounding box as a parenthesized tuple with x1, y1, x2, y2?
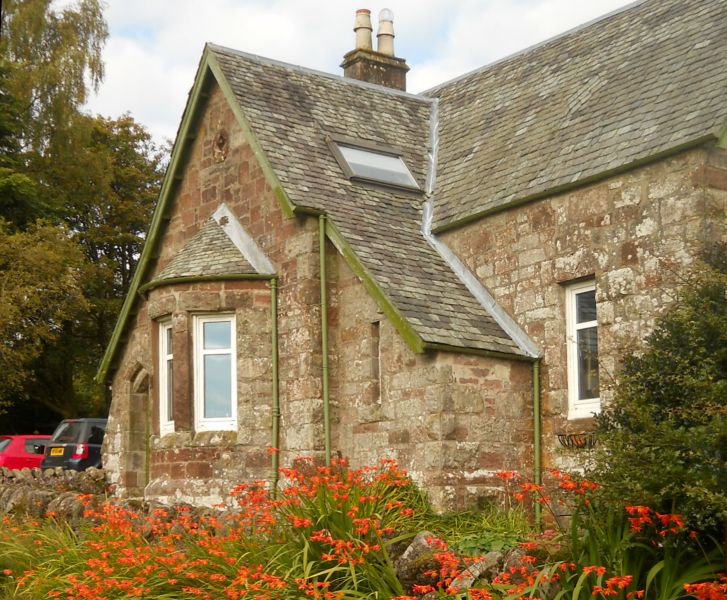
(328, 248, 533, 510)
(441, 146, 727, 470)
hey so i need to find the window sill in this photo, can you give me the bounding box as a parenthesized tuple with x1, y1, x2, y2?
(194, 421, 237, 433)
(159, 422, 175, 437)
(567, 400, 601, 421)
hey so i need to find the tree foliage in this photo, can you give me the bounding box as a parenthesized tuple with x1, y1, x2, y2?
(0, 111, 165, 421)
(594, 255, 727, 530)
(49, 114, 165, 414)
(0, 58, 41, 226)
(0, 221, 86, 412)
(0, 0, 107, 154)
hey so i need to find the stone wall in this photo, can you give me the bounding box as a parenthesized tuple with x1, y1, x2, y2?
(0, 467, 107, 520)
(328, 248, 533, 510)
(441, 145, 727, 470)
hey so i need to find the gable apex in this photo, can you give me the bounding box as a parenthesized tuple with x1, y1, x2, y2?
(96, 47, 292, 383)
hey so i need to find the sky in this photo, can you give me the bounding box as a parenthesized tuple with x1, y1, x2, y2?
(83, 0, 636, 146)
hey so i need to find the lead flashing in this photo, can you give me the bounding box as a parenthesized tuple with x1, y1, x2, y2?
(213, 203, 276, 275)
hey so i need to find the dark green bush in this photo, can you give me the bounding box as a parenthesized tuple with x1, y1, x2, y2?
(593, 252, 727, 532)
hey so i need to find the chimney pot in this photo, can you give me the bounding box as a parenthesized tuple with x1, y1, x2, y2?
(353, 9, 373, 51)
(341, 8, 409, 91)
(377, 8, 395, 56)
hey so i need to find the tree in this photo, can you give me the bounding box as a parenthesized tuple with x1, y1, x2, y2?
(593, 254, 727, 534)
(0, 221, 87, 414)
(0, 0, 107, 155)
(0, 113, 165, 421)
(46, 113, 165, 413)
(0, 58, 41, 226)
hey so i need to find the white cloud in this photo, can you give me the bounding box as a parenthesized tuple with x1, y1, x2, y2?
(85, 0, 633, 144)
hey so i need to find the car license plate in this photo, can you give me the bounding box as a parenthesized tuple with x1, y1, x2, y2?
(50, 447, 64, 456)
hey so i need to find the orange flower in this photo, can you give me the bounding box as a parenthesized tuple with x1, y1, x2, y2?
(605, 575, 633, 590)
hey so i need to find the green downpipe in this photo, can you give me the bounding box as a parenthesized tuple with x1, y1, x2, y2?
(533, 359, 542, 527)
(320, 215, 331, 466)
(145, 388, 151, 488)
(270, 278, 281, 494)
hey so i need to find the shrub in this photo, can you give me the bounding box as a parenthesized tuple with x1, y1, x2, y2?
(592, 262, 727, 533)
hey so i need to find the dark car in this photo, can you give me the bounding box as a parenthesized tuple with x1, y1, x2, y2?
(0, 435, 51, 470)
(41, 418, 107, 471)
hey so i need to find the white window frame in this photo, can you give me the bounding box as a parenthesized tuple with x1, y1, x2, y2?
(193, 314, 237, 432)
(565, 280, 601, 420)
(159, 320, 174, 435)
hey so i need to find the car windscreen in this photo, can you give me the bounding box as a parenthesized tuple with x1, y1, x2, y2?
(51, 422, 85, 444)
(0, 438, 10, 453)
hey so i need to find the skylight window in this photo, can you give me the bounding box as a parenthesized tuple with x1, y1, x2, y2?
(328, 136, 419, 191)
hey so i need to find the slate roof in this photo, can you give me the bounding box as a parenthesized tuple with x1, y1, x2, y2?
(427, 0, 727, 230)
(212, 46, 526, 355)
(156, 217, 257, 280)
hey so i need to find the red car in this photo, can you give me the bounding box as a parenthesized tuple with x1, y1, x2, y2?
(0, 435, 51, 470)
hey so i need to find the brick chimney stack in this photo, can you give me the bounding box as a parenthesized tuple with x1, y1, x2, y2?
(341, 8, 409, 91)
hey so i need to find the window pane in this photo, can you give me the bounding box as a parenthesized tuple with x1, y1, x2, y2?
(204, 321, 231, 349)
(166, 327, 173, 354)
(166, 358, 173, 419)
(576, 289, 597, 323)
(339, 145, 418, 188)
(204, 354, 232, 418)
(577, 326, 599, 399)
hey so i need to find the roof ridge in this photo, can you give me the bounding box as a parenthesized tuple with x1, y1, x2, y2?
(207, 43, 433, 103)
(422, 0, 648, 95)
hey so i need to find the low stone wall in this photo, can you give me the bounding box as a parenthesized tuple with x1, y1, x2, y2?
(0, 466, 108, 520)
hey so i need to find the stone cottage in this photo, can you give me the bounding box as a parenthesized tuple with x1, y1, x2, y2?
(98, 0, 727, 509)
